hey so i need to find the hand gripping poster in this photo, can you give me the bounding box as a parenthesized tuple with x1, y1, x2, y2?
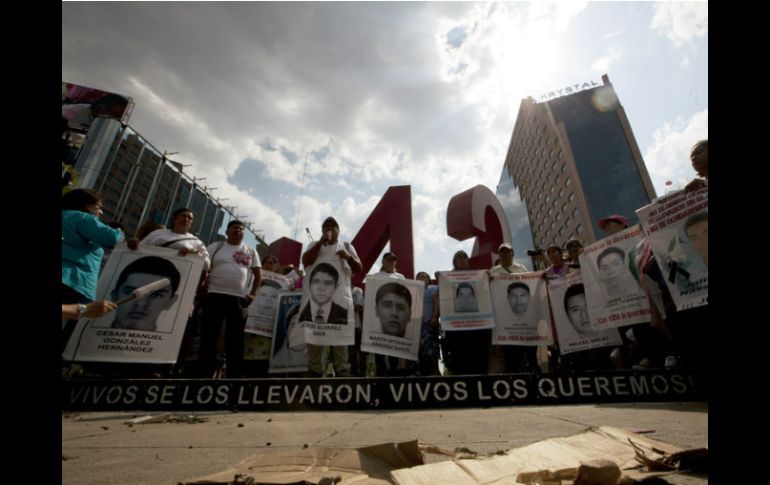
(245, 271, 291, 337)
(62, 245, 204, 364)
(636, 187, 708, 311)
(299, 258, 355, 346)
(361, 276, 424, 361)
(490, 271, 552, 346)
(437, 270, 494, 331)
(579, 224, 652, 330)
(547, 271, 622, 356)
(268, 291, 307, 374)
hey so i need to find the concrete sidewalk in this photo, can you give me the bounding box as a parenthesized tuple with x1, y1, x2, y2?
(62, 401, 708, 485)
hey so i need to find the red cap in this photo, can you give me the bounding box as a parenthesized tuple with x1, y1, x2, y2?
(597, 214, 629, 231)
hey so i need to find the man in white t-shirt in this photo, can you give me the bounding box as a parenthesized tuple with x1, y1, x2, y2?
(373, 252, 405, 279)
(301, 216, 362, 377)
(199, 220, 261, 378)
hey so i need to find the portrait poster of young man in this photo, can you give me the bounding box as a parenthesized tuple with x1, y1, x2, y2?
(547, 271, 622, 356)
(268, 291, 307, 374)
(489, 272, 551, 346)
(579, 224, 652, 330)
(298, 259, 355, 346)
(245, 271, 291, 337)
(436, 270, 494, 331)
(361, 275, 423, 361)
(62, 245, 204, 364)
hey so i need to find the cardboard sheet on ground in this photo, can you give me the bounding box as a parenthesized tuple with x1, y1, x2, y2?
(391, 426, 693, 485)
(180, 440, 424, 485)
(180, 426, 700, 485)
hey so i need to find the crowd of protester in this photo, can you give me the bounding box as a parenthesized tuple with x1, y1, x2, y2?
(61, 140, 707, 379)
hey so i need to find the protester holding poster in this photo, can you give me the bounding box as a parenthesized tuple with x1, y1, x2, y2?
(581, 224, 659, 369)
(300, 216, 361, 377)
(637, 145, 709, 373)
(488, 242, 542, 374)
(361, 277, 423, 373)
(547, 271, 622, 371)
(436, 250, 494, 375)
(243, 255, 290, 376)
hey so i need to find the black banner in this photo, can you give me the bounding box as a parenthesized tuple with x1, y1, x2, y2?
(62, 371, 703, 411)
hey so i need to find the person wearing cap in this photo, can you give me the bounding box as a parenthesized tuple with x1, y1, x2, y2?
(373, 252, 405, 279)
(597, 214, 629, 236)
(565, 239, 583, 269)
(301, 216, 362, 377)
(488, 242, 534, 373)
(597, 214, 667, 369)
(490, 243, 528, 275)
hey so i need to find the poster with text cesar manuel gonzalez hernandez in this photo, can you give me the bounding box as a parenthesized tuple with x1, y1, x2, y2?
(636, 187, 708, 311)
(579, 224, 652, 331)
(437, 270, 494, 331)
(62, 245, 204, 364)
(361, 276, 424, 361)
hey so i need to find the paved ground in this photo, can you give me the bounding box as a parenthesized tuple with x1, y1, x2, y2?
(62, 401, 708, 485)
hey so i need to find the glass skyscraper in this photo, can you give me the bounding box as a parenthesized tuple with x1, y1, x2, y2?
(502, 74, 656, 248)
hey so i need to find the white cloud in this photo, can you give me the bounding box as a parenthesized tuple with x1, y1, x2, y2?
(601, 29, 625, 41)
(650, 2, 708, 46)
(591, 46, 622, 72)
(63, 2, 705, 277)
(643, 109, 708, 194)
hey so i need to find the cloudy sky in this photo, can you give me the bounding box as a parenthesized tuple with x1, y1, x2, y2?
(62, 1, 707, 277)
